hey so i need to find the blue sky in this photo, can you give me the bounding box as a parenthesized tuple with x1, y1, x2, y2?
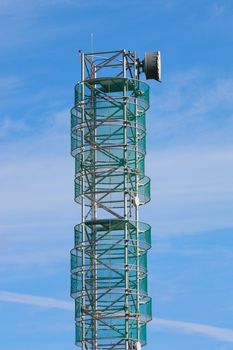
(0, 0, 233, 349)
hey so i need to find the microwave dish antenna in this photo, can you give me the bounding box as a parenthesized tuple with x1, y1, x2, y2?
(141, 51, 161, 81)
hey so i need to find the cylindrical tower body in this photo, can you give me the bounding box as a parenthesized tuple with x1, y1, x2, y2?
(71, 50, 152, 350)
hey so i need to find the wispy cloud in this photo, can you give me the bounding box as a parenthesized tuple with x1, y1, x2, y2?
(0, 291, 73, 310)
(1, 90, 232, 238)
(146, 145, 233, 235)
(208, 2, 228, 19)
(154, 318, 233, 343)
(1, 291, 233, 343)
(142, 71, 233, 235)
(0, 76, 21, 94)
(0, 117, 30, 139)
(150, 73, 233, 148)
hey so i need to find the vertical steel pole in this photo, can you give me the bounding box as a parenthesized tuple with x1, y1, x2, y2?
(123, 50, 129, 350)
(134, 51, 140, 344)
(90, 59, 97, 350)
(81, 52, 86, 350)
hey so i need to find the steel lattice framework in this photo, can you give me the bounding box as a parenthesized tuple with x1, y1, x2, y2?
(71, 50, 152, 350)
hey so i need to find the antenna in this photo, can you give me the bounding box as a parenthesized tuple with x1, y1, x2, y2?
(141, 51, 161, 82)
(91, 33, 94, 52)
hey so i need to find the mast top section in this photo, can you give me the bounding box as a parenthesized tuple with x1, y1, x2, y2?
(79, 49, 161, 82)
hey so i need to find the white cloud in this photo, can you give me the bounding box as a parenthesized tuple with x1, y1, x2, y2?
(149, 73, 233, 147)
(149, 146, 233, 202)
(0, 1, 85, 51)
(1, 291, 233, 343)
(0, 117, 30, 138)
(142, 72, 233, 235)
(0, 79, 232, 237)
(153, 318, 233, 343)
(145, 145, 233, 235)
(0, 291, 73, 310)
(0, 76, 21, 94)
(208, 2, 227, 19)
(0, 109, 74, 220)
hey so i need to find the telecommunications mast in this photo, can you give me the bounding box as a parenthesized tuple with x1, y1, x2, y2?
(70, 49, 161, 350)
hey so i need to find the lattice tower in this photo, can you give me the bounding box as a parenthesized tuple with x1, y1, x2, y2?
(71, 50, 153, 350)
